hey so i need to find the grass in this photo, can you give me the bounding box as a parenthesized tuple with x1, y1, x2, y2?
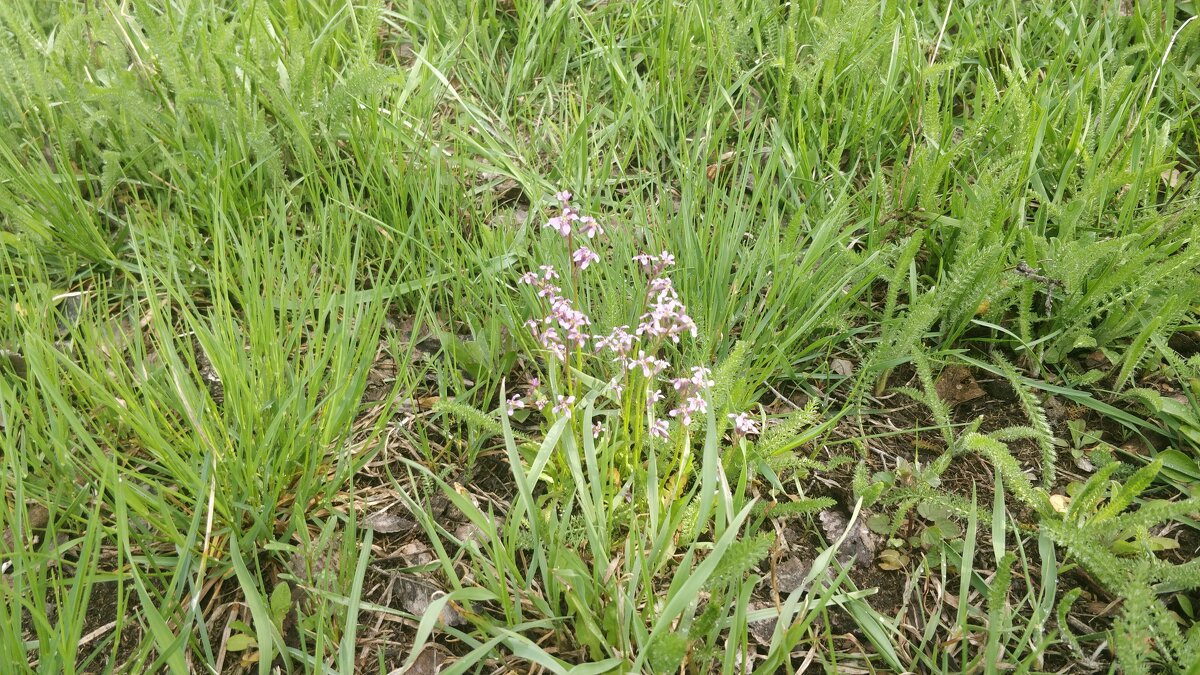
(1, 0, 1199, 672)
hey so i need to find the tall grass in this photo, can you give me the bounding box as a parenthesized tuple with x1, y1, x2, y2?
(0, 0, 1197, 670)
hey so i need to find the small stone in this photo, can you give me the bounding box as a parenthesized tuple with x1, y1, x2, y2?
(363, 512, 416, 534)
(818, 509, 876, 567)
(935, 365, 985, 406)
(391, 574, 466, 627)
(774, 556, 810, 595)
(831, 358, 854, 377)
(388, 646, 440, 674)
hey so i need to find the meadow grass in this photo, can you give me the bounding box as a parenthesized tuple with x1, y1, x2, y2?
(1, 0, 1199, 672)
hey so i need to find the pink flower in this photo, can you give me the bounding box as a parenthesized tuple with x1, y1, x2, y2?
(648, 277, 672, 295)
(533, 397, 547, 411)
(572, 246, 600, 270)
(647, 389, 664, 404)
(671, 316, 698, 342)
(538, 327, 567, 361)
(555, 190, 573, 203)
(539, 265, 560, 281)
(592, 421, 604, 438)
(595, 326, 635, 357)
(506, 395, 526, 416)
(579, 216, 604, 239)
(547, 296, 591, 348)
(633, 251, 677, 276)
(608, 377, 626, 399)
(544, 216, 571, 236)
(649, 419, 669, 440)
(690, 366, 715, 390)
(728, 412, 759, 436)
(668, 393, 708, 426)
(564, 327, 588, 347)
(629, 351, 666, 377)
(553, 395, 576, 417)
(519, 271, 540, 285)
(636, 275, 697, 343)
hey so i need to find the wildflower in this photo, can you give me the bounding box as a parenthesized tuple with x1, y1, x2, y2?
(595, 326, 635, 357)
(608, 377, 626, 399)
(539, 326, 561, 348)
(564, 327, 587, 348)
(629, 351, 666, 378)
(553, 395, 576, 417)
(533, 396, 547, 411)
(728, 412, 759, 436)
(670, 315, 698, 342)
(668, 407, 689, 426)
(669, 393, 708, 427)
(555, 190, 572, 203)
(506, 395, 526, 416)
(579, 216, 604, 239)
(548, 297, 591, 347)
(544, 216, 571, 236)
(529, 377, 540, 389)
(539, 327, 567, 361)
(636, 274, 697, 343)
(592, 421, 604, 438)
(519, 271, 540, 285)
(540, 265, 560, 281)
(634, 250, 677, 276)
(649, 419, 669, 440)
(647, 389, 664, 404)
(572, 246, 600, 270)
(648, 277, 673, 295)
(690, 366, 715, 390)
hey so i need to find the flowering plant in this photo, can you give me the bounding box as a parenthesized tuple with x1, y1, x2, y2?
(505, 190, 759, 495)
(407, 191, 836, 671)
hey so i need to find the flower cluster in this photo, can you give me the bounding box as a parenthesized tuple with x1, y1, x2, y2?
(544, 190, 605, 265)
(553, 395, 576, 417)
(510, 190, 732, 441)
(667, 366, 714, 426)
(728, 412, 759, 436)
(633, 270, 700, 341)
(594, 325, 635, 358)
(520, 267, 591, 361)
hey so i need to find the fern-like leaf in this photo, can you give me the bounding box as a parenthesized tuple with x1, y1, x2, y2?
(992, 354, 1057, 487)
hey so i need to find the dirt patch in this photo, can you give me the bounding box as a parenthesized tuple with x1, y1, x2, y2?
(77, 579, 141, 671)
(18, 573, 141, 672)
